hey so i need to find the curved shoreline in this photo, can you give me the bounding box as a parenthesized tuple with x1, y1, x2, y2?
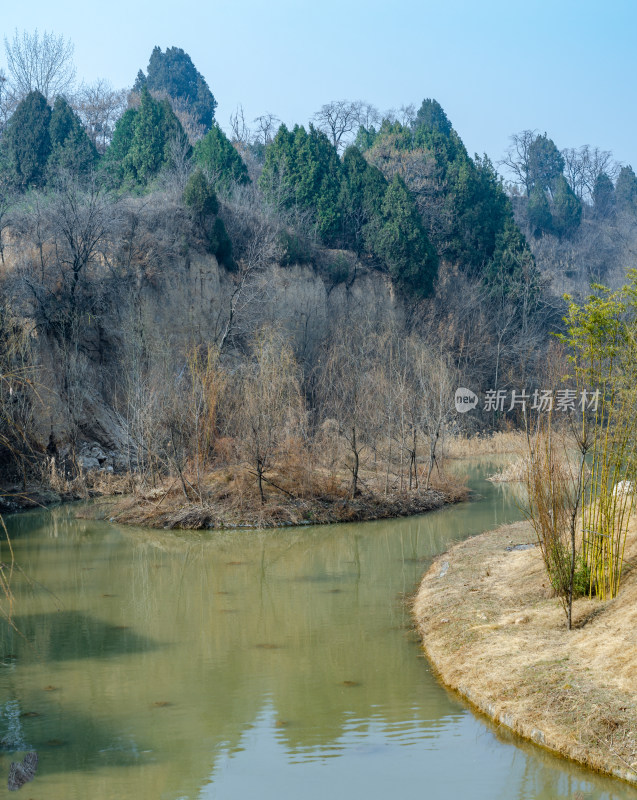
(413, 521, 637, 786)
(102, 484, 468, 530)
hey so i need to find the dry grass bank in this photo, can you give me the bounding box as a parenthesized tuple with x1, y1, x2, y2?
(92, 465, 468, 530)
(413, 519, 637, 785)
(445, 431, 528, 459)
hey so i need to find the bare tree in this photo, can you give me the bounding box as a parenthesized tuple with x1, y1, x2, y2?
(318, 324, 380, 497)
(4, 29, 76, 103)
(215, 184, 285, 351)
(164, 133, 193, 193)
(313, 100, 361, 152)
(229, 104, 251, 146)
(231, 327, 303, 503)
(0, 177, 16, 266)
(73, 80, 127, 153)
(0, 68, 18, 134)
(253, 113, 280, 146)
(562, 145, 619, 202)
(397, 103, 416, 127)
(561, 147, 587, 201)
(410, 341, 456, 487)
(500, 129, 538, 196)
(353, 101, 381, 131)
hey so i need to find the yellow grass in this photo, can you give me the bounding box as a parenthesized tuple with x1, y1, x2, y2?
(445, 431, 528, 459)
(413, 518, 637, 784)
(486, 456, 529, 482)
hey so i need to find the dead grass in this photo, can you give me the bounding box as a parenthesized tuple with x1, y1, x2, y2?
(486, 456, 528, 482)
(413, 518, 637, 785)
(90, 463, 469, 530)
(445, 431, 528, 459)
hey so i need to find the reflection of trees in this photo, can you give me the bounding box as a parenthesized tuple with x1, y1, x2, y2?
(1, 487, 629, 799)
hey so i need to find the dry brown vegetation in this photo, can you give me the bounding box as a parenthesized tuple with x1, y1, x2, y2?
(0, 169, 565, 523)
(100, 457, 468, 530)
(444, 430, 528, 459)
(413, 518, 637, 785)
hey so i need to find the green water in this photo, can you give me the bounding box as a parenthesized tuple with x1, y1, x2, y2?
(0, 458, 635, 799)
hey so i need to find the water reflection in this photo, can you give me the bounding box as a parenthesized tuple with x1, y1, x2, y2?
(0, 459, 635, 799)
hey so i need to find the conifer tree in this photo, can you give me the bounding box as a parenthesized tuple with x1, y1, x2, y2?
(593, 171, 615, 217)
(142, 46, 216, 130)
(527, 185, 552, 237)
(374, 175, 438, 298)
(102, 87, 189, 188)
(0, 90, 51, 188)
(615, 166, 637, 214)
(48, 95, 97, 179)
(551, 174, 582, 238)
(193, 123, 249, 190)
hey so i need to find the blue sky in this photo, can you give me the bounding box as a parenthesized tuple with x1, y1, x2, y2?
(2, 0, 635, 171)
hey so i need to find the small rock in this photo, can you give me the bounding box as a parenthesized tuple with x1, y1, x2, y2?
(78, 455, 100, 471)
(505, 543, 536, 552)
(438, 561, 449, 578)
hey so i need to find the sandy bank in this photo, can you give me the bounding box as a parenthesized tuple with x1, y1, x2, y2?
(413, 520, 637, 785)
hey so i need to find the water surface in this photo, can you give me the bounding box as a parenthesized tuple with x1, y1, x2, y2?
(0, 458, 635, 799)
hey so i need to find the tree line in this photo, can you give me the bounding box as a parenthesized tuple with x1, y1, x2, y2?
(0, 31, 574, 496)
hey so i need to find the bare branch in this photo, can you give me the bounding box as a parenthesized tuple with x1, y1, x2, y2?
(73, 79, 127, 154)
(313, 99, 361, 152)
(4, 28, 76, 102)
(253, 113, 280, 146)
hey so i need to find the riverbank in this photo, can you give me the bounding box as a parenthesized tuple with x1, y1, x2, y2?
(0, 483, 80, 514)
(413, 520, 637, 785)
(98, 468, 469, 529)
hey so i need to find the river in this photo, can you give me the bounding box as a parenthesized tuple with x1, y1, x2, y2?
(1, 458, 635, 799)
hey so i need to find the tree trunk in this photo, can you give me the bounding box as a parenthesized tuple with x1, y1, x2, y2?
(350, 425, 359, 498)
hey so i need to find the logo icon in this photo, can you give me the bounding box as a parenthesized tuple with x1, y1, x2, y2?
(455, 388, 478, 413)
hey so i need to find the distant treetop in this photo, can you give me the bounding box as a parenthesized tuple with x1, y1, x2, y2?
(135, 46, 217, 132)
(413, 99, 453, 137)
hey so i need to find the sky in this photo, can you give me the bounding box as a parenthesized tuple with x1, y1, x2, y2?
(1, 0, 636, 173)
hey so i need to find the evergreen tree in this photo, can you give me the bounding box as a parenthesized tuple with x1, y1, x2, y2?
(592, 171, 615, 217)
(183, 168, 219, 217)
(485, 217, 539, 300)
(103, 87, 190, 188)
(193, 123, 249, 190)
(364, 100, 527, 282)
(132, 70, 147, 92)
(125, 87, 167, 184)
(338, 145, 386, 252)
(551, 174, 582, 238)
(528, 133, 565, 193)
(374, 175, 438, 298)
(142, 46, 217, 130)
(100, 108, 138, 188)
(48, 96, 97, 179)
(527, 185, 552, 237)
(445, 154, 511, 274)
(615, 165, 637, 214)
(0, 90, 51, 188)
(353, 125, 377, 152)
(183, 168, 234, 266)
(259, 123, 343, 244)
(413, 98, 453, 136)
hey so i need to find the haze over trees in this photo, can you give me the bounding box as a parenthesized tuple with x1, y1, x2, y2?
(1, 31, 636, 505)
(502, 129, 637, 291)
